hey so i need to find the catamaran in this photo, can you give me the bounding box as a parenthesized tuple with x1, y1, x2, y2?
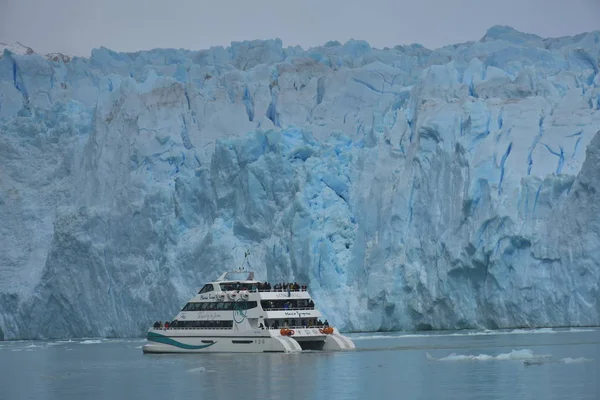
(142, 269, 355, 353)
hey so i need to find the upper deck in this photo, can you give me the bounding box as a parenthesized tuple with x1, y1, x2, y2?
(167, 269, 327, 330)
(188, 269, 313, 304)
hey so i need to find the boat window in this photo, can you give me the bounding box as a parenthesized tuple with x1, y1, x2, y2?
(235, 301, 257, 310)
(218, 282, 259, 291)
(297, 299, 308, 307)
(176, 320, 234, 328)
(199, 284, 214, 294)
(222, 271, 254, 281)
(260, 299, 315, 310)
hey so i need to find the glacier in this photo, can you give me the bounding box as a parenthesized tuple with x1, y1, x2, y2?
(0, 25, 599, 340)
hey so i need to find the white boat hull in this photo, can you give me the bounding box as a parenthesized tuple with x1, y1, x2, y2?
(142, 328, 355, 354)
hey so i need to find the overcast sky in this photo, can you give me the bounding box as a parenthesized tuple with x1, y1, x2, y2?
(1, 0, 599, 56)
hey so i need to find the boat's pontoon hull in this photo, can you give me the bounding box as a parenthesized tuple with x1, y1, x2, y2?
(142, 328, 355, 353)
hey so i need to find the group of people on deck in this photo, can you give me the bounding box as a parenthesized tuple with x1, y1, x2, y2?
(272, 282, 308, 291)
(153, 321, 168, 329)
(264, 318, 329, 329)
(219, 281, 309, 292)
(253, 282, 308, 292)
(153, 320, 182, 329)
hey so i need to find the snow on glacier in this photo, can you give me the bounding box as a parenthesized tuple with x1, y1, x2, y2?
(0, 26, 600, 339)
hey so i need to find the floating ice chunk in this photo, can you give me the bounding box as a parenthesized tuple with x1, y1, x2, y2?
(427, 349, 552, 362)
(186, 366, 207, 373)
(559, 357, 592, 364)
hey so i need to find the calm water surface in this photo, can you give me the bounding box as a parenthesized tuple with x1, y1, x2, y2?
(1, 328, 598, 400)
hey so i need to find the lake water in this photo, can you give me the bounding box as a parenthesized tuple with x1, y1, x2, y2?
(1, 328, 598, 400)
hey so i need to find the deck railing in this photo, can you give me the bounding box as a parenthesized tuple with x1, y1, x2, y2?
(151, 327, 232, 331)
(265, 325, 329, 330)
(151, 326, 329, 331)
(220, 288, 308, 292)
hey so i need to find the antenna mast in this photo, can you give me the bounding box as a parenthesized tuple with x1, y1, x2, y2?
(240, 250, 250, 271)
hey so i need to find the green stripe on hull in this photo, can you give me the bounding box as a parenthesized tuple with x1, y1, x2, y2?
(147, 331, 216, 350)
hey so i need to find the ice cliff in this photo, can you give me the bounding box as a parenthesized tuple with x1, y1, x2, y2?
(1, 25, 600, 340)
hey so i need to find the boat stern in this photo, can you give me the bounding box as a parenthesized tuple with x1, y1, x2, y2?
(273, 327, 355, 351)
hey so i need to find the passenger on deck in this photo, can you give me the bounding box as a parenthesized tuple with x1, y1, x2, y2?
(324, 320, 329, 327)
(164, 321, 170, 329)
(153, 321, 160, 329)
